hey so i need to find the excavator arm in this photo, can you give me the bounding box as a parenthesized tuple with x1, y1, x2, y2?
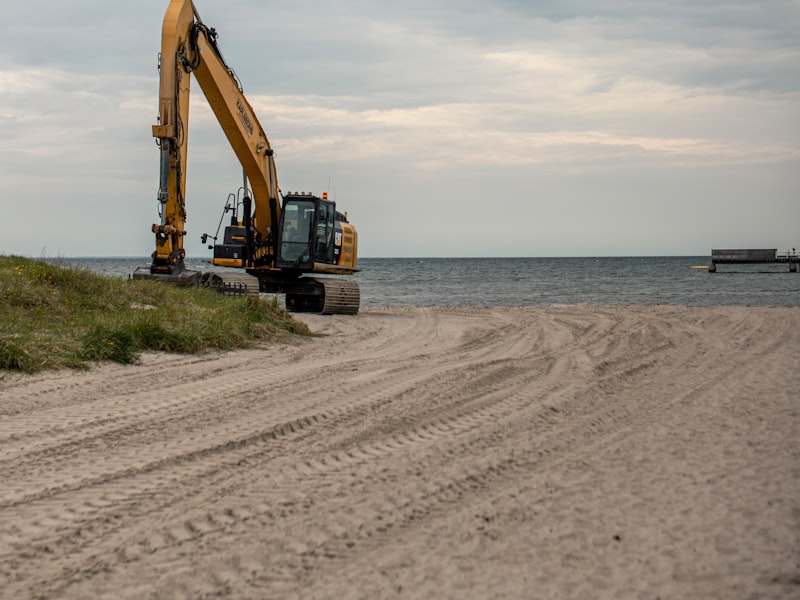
(149, 0, 279, 276)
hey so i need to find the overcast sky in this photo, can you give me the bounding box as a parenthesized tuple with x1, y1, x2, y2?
(1, 0, 798, 258)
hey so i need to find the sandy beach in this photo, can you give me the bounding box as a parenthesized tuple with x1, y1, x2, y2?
(0, 304, 798, 599)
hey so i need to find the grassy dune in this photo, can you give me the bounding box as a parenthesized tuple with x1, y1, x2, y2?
(0, 256, 310, 373)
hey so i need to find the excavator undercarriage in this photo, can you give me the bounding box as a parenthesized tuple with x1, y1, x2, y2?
(134, 268, 360, 315)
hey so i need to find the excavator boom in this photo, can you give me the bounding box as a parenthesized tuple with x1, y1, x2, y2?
(147, 0, 279, 276)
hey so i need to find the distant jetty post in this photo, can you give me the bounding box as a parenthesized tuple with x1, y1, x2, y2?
(708, 249, 798, 272)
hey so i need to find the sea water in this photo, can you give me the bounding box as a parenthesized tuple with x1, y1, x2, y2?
(56, 256, 800, 307)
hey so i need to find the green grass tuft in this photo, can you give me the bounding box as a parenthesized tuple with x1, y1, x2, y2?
(80, 325, 140, 364)
(0, 335, 37, 371)
(0, 255, 312, 373)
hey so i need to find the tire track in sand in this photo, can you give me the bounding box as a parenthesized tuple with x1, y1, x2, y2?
(1, 305, 797, 600)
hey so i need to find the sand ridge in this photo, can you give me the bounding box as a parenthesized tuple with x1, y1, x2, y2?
(0, 304, 798, 598)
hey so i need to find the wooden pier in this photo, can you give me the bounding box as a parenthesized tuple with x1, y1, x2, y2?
(708, 249, 798, 272)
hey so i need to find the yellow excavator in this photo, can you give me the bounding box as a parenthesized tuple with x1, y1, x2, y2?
(133, 0, 360, 314)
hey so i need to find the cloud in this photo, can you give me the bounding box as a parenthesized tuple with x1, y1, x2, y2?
(0, 0, 798, 258)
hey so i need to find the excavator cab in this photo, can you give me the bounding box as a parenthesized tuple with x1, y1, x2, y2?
(277, 193, 340, 270)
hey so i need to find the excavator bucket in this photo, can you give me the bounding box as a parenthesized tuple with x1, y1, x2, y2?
(132, 267, 201, 286)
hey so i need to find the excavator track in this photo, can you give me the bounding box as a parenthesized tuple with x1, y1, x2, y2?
(199, 271, 260, 297)
(320, 279, 360, 315)
(285, 278, 360, 315)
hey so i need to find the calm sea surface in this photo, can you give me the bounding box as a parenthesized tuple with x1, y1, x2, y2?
(58, 256, 800, 307)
